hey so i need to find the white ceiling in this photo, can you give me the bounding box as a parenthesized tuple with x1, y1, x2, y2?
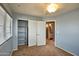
(7, 3, 79, 17)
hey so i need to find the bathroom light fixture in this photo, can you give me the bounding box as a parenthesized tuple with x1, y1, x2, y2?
(49, 24, 51, 27)
(46, 24, 48, 27)
(47, 3, 58, 13)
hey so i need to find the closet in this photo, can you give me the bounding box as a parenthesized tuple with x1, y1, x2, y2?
(18, 20, 46, 46)
(18, 20, 28, 45)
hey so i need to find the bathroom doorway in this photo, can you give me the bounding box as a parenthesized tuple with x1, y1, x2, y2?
(46, 21, 55, 45)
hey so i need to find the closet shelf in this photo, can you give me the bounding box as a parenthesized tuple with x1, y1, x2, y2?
(18, 26, 26, 27)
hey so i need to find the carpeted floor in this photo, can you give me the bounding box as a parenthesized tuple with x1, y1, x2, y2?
(12, 40, 73, 56)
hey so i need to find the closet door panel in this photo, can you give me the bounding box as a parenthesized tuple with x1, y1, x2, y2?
(28, 20, 37, 46)
(37, 21, 46, 46)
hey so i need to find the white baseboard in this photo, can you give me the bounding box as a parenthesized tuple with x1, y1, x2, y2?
(10, 49, 14, 56)
(13, 48, 18, 51)
(55, 45, 77, 56)
(10, 48, 18, 56)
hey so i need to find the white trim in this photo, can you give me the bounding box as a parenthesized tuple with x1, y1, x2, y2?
(13, 48, 18, 51)
(18, 18, 28, 21)
(45, 20, 56, 46)
(16, 20, 18, 50)
(56, 45, 77, 56)
(10, 48, 18, 56)
(10, 49, 14, 56)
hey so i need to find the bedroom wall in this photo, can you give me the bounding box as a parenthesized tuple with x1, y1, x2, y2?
(0, 4, 13, 56)
(0, 37, 13, 56)
(43, 9, 79, 55)
(55, 9, 79, 55)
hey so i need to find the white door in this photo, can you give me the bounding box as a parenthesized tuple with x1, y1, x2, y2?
(37, 21, 46, 46)
(28, 20, 37, 46)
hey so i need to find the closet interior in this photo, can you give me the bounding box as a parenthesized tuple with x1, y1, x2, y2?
(18, 20, 28, 45)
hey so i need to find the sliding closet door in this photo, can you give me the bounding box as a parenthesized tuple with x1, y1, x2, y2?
(37, 21, 46, 46)
(28, 20, 37, 46)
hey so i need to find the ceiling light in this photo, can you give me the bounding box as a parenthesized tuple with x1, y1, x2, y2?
(47, 3, 58, 13)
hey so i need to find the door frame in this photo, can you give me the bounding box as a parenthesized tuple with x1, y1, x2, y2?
(45, 20, 56, 46)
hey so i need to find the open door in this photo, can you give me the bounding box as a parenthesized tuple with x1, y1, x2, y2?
(28, 20, 37, 46)
(37, 21, 46, 46)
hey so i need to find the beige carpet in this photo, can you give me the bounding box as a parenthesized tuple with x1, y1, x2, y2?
(12, 40, 73, 56)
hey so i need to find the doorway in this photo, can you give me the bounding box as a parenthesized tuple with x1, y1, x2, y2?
(46, 21, 55, 45)
(18, 20, 28, 46)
